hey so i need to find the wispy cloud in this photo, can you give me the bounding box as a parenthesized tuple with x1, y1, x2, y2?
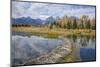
(12, 1, 96, 19)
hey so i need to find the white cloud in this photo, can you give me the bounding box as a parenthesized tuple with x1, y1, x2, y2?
(12, 1, 96, 19)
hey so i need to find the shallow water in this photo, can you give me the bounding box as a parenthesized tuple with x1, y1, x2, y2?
(66, 35, 96, 61)
(11, 35, 63, 65)
(80, 48, 96, 61)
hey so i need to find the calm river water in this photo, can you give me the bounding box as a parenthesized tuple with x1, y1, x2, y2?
(11, 32, 96, 65)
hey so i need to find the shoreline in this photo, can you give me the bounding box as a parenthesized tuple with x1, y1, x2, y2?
(12, 27, 96, 38)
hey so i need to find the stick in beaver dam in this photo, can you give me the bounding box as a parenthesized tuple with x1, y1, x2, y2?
(23, 37, 73, 65)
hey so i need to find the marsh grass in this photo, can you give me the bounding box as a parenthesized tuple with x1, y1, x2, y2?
(12, 27, 95, 38)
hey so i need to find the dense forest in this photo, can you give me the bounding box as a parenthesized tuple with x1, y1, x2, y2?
(12, 15, 96, 30)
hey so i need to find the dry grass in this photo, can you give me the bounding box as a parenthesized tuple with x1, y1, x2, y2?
(12, 27, 95, 38)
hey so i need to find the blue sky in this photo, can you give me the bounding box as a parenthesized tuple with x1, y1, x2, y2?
(12, 1, 96, 20)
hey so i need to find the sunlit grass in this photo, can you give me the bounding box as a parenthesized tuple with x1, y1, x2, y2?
(12, 27, 95, 38)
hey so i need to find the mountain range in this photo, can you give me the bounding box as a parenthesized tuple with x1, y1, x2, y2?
(11, 16, 55, 25)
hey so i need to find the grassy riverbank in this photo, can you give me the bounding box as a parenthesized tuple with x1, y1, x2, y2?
(12, 27, 95, 38)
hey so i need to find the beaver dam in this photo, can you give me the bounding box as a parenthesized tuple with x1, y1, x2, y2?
(24, 39, 79, 65)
